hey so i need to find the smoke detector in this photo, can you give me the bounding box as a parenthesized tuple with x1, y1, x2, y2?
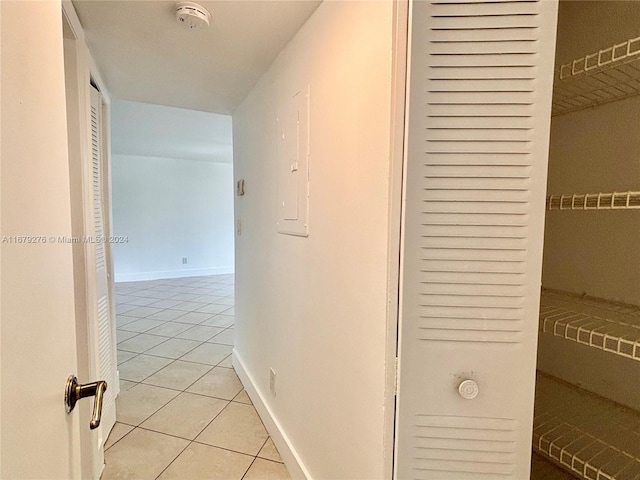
(175, 2, 211, 30)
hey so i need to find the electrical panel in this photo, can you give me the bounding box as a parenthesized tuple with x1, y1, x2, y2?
(276, 87, 309, 237)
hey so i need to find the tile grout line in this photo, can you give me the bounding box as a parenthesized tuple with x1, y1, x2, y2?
(121, 352, 233, 388)
(117, 334, 233, 359)
(108, 275, 291, 479)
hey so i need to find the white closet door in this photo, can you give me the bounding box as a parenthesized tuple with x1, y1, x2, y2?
(88, 86, 117, 447)
(395, 1, 558, 479)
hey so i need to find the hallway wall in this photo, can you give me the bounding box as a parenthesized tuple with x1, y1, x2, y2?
(112, 154, 234, 282)
(110, 100, 234, 282)
(233, 1, 395, 478)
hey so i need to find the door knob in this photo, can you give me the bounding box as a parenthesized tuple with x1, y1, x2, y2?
(458, 379, 479, 400)
(65, 375, 107, 429)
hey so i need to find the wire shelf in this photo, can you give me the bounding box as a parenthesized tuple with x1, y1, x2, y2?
(553, 36, 640, 116)
(539, 290, 640, 362)
(546, 191, 640, 211)
(534, 373, 640, 480)
(531, 452, 576, 480)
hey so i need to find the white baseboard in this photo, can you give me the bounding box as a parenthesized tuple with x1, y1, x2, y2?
(114, 266, 234, 283)
(233, 349, 311, 480)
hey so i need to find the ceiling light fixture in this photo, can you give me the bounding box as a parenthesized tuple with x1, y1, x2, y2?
(175, 2, 211, 30)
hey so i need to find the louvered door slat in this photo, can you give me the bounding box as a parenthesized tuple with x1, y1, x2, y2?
(395, 1, 557, 478)
(88, 87, 117, 447)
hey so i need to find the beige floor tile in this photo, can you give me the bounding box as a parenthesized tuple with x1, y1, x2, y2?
(176, 325, 224, 341)
(102, 428, 188, 480)
(243, 458, 290, 480)
(187, 367, 243, 400)
(168, 293, 201, 301)
(146, 309, 189, 321)
(118, 354, 173, 382)
(141, 392, 228, 440)
(203, 294, 227, 302)
(180, 343, 233, 366)
(233, 390, 253, 405)
(117, 333, 169, 354)
(195, 303, 231, 314)
(116, 314, 138, 327)
(145, 321, 194, 337)
(148, 299, 182, 309)
(119, 379, 137, 393)
(117, 350, 138, 365)
(257, 438, 282, 463)
(201, 315, 234, 328)
(143, 360, 211, 390)
(192, 294, 222, 303)
(123, 296, 158, 307)
(171, 301, 208, 311)
(104, 422, 134, 450)
(218, 354, 233, 368)
(173, 311, 213, 325)
(116, 330, 139, 344)
(215, 297, 235, 306)
(116, 384, 180, 426)
(115, 304, 138, 315)
(172, 286, 199, 294)
(136, 291, 172, 299)
(196, 402, 268, 456)
(123, 306, 165, 318)
(157, 442, 253, 480)
(209, 328, 234, 346)
(119, 318, 167, 333)
(144, 338, 202, 359)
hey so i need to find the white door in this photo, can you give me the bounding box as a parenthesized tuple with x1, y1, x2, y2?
(1, 1, 88, 477)
(86, 85, 118, 462)
(395, 1, 558, 479)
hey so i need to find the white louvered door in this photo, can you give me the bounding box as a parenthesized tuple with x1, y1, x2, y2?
(88, 86, 117, 449)
(395, 1, 558, 479)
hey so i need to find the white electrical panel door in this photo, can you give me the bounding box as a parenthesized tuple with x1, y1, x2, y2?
(277, 88, 309, 236)
(395, 1, 558, 479)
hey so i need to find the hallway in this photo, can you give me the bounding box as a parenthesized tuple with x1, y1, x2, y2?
(104, 275, 289, 479)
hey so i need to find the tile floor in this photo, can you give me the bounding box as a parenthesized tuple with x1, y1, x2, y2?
(103, 274, 290, 480)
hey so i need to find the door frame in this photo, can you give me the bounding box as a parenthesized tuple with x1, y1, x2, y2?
(384, 1, 410, 478)
(62, 2, 116, 478)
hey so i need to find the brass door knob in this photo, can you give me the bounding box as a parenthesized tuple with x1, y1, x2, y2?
(65, 375, 107, 429)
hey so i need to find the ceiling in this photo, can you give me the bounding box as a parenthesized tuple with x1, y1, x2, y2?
(72, 0, 322, 115)
(111, 99, 233, 162)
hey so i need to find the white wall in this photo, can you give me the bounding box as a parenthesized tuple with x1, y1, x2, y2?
(111, 154, 234, 281)
(233, 2, 394, 479)
(111, 100, 233, 163)
(110, 100, 234, 282)
(542, 1, 640, 305)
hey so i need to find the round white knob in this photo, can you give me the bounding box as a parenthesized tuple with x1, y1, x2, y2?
(458, 379, 479, 400)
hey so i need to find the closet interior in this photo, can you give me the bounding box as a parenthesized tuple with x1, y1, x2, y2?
(531, 2, 640, 479)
